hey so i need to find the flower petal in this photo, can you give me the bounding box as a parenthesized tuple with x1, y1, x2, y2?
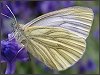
(16, 48, 29, 61)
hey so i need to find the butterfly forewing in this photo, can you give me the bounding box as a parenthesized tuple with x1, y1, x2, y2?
(25, 6, 94, 39)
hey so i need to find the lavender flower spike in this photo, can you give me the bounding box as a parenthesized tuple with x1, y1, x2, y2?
(1, 34, 29, 74)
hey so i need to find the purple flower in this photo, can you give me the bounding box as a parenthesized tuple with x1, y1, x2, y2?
(77, 58, 96, 74)
(93, 28, 99, 40)
(39, 1, 75, 13)
(43, 65, 52, 72)
(78, 65, 86, 74)
(1, 35, 29, 74)
(86, 59, 96, 71)
(92, 6, 99, 15)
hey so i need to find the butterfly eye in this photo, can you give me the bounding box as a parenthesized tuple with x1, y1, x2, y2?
(20, 27, 24, 31)
(10, 22, 15, 31)
(21, 40, 27, 44)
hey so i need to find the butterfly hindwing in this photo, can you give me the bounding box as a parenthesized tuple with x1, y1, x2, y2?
(23, 26, 86, 71)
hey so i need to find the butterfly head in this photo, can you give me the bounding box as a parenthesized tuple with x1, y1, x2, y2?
(18, 24, 25, 31)
(1, 5, 26, 33)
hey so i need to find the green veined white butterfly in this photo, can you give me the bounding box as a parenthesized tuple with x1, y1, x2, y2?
(3, 5, 94, 71)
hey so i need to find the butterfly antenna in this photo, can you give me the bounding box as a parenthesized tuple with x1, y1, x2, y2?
(1, 13, 15, 31)
(6, 5, 18, 25)
(5, 5, 19, 40)
(1, 13, 14, 20)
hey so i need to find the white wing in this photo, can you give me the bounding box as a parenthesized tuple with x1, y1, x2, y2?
(25, 6, 94, 39)
(14, 6, 94, 71)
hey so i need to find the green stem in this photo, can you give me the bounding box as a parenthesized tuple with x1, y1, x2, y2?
(29, 54, 36, 74)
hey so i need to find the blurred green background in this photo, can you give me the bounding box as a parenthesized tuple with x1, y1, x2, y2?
(1, 1, 99, 74)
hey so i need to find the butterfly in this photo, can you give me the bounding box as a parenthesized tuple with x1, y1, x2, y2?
(3, 5, 94, 71)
